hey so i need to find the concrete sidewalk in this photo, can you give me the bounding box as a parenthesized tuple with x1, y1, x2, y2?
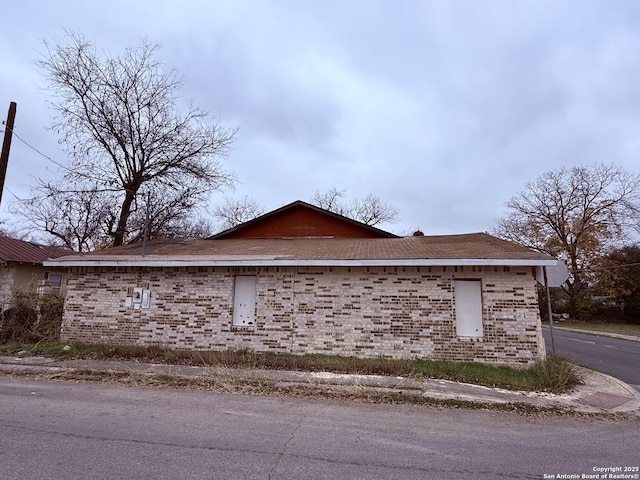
(1, 355, 638, 416)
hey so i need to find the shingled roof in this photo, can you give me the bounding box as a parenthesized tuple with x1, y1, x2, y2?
(44, 233, 556, 267)
(0, 236, 72, 264)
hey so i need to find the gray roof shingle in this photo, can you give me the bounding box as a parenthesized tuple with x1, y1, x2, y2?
(45, 233, 555, 266)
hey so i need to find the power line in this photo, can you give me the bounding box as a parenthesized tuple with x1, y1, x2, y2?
(4, 187, 22, 201)
(4, 124, 111, 185)
(591, 261, 640, 270)
(7, 126, 76, 174)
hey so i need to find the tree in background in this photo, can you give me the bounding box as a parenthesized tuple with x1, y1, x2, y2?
(212, 196, 265, 230)
(594, 244, 640, 323)
(123, 180, 219, 243)
(16, 179, 113, 252)
(493, 164, 640, 317)
(211, 191, 399, 231)
(20, 31, 235, 248)
(0, 222, 28, 241)
(14, 177, 218, 250)
(310, 188, 399, 226)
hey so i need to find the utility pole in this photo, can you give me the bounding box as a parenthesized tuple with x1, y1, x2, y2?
(0, 102, 17, 207)
(543, 266, 556, 355)
(142, 190, 151, 256)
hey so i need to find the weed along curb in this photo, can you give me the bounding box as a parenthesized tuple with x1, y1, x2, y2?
(0, 341, 584, 392)
(1, 344, 639, 417)
(0, 358, 632, 417)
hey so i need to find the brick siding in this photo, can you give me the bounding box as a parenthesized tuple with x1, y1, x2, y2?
(60, 265, 545, 365)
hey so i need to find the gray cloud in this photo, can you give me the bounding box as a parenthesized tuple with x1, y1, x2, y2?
(2, 0, 640, 236)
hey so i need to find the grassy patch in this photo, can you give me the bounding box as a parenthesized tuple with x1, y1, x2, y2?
(530, 354, 582, 392)
(412, 355, 580, 393)
(550, 320, 640, 338)
(0, 340, 581, 393)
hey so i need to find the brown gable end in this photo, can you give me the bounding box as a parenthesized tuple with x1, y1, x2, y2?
(212, 201, 398, 239)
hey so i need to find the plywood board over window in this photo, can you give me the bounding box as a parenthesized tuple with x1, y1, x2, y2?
(454, 280, 483, 338)
(233, 276, 257, 327)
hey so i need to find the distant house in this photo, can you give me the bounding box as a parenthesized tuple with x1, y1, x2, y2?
(0, 236, 71, 310)
(45, 201, 558, 365)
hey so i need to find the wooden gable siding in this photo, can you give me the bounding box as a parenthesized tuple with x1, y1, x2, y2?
(216, 203, 394, 239)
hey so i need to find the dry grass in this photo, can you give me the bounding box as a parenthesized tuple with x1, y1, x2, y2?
(56, 367, 276, 395)
(0, 340, 582, 393)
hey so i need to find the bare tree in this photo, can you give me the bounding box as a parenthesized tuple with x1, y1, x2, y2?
(310, 187, 347, 215)
(350, 193, 400, 226)
(172, 216, 217, 239)
(0, 223, 29, 241)
(14, 179, 114, 252)
(493, 163, 640, 316)
(126, 185, 217, 241)
(310, 188, 399, 226)
(34, 31, 235, 247)
(213, 196, 265, 230)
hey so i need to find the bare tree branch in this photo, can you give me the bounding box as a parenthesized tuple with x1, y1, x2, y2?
(11, 179, 114, 252)
(33, 31, 236, 247)
(212, 196, 265, 230)
(310, 188, 399, 226)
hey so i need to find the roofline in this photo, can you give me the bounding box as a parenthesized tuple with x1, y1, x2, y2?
(44, 258, 558, 268)
(209, 200, 399, 239)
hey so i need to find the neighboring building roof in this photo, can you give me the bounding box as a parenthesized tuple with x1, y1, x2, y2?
(44, 233, 557, 268)
(211, 200, 398, 239)
(0, 236, 72, 264)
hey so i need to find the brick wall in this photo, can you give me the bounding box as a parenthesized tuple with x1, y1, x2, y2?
(60, 265, 545, 365)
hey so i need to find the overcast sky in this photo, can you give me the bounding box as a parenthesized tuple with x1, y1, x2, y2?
(2, 0, 640, 237)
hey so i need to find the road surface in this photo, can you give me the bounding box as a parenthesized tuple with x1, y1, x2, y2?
(543, 327, 640, 390)
(1, 377, 638, 480)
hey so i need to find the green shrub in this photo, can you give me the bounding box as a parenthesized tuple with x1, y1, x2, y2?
(531, 354, 581, 392)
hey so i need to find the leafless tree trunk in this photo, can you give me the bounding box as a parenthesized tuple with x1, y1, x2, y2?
(32, 31, 235, 247)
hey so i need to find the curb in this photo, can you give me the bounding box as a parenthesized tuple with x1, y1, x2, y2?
(588, 369, 640, 400)
(1, 356, 638, 416)
(543, 325, 640, 342)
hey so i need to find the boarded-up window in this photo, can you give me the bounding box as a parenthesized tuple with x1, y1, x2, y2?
(233, 276, 256, 327)
(454, 280, 483, 338)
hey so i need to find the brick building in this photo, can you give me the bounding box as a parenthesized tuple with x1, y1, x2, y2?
(45, 201, 557, 365)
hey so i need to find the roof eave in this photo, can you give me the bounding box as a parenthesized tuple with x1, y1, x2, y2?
(44, 258, 558, 268)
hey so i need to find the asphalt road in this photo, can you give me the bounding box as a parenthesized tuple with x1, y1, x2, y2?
(1, 377, 638, 480)
(542, 327, 640, 389)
